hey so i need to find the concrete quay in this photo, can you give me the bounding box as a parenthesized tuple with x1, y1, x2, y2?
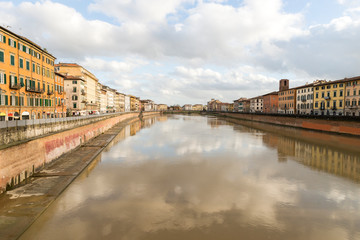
(0, 117, 140, 240)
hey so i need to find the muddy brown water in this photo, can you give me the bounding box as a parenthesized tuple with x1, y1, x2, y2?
(19, 115, 360, 240)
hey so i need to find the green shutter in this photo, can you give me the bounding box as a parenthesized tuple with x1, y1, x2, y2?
(5, 95, 8, 105)
(4, 74, 6, 84)
(14, 41, 16, 48)
(15, 76, 17, 85)
(23, 45, 26, 52)
(3, 36, 5, 43)
(0, 51, 3, 62)
(8, 38, 10, 45)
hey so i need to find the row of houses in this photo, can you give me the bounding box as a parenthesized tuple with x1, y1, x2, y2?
(0, 26, 166, 121)
(208, 77, 360, 116)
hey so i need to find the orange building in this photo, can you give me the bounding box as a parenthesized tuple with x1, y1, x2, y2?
(0, 26, 60, 120)
(54, 72, 66, 117)
(278, 79, 296, 114)
(263, 91, 278, 114)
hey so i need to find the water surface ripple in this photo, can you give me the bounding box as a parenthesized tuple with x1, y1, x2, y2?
(19, 115, 360, 240)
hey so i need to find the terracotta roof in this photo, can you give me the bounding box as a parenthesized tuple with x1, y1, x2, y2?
(262, 91, 278, 96)
(55, 63, 81, 67)
(64, 75, 84, 81)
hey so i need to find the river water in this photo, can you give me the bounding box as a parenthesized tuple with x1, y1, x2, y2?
(19, 115, 360, 240)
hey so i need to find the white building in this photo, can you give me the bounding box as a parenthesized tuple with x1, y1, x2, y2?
(124, 95, 130, 112)
(296, 83, 314, 115)
(250, 97, 263, 113)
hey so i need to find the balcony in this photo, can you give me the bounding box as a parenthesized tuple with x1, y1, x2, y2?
(81, 90, 86, 95)
(26, 85, 44, 93)
(324, 96, 331, 100)
(47, 90, 54, 95)
(9, 82, 23, 90)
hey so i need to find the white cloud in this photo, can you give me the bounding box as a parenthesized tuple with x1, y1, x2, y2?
(0, 0, 359, 104)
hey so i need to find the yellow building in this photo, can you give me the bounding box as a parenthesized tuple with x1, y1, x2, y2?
(313, 79, 346, 116)
(0, 26, 58, 120)
(55, 63, 99, 113)
(344, 76, 360, 116)
(129, 95, 140, 111)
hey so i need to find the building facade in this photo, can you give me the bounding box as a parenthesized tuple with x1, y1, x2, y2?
(0, 26, 58, 120)
(278, 79, 296, 114)
(344, 76, 360, 116)
(115, 92, 125, 112)
(250, 96, 263, 113)
(313, 79, 345, 116)
(207, 99, 222, 111)
(233, 98, 247, 112)
(54, 72, 66, 117)
(64, 76, 85, 115)
(263, 92, 278, 114)
(296, 84, 314, 115)
(55, 63, 99, 114)
(192, 104, 203, 111)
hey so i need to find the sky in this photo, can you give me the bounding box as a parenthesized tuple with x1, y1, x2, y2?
(0, 0, 359, 105)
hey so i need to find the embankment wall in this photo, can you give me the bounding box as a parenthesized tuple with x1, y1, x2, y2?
(0, 112, 158, 193)
(217, 112, 360, 136)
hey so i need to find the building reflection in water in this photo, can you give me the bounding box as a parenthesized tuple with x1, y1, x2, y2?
(18, 115, 360, 240)
(223, 117, 360, 183)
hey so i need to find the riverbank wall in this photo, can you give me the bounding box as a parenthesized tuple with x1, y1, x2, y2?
(0, 112, 159, 194)
(215, 112, 360, 136)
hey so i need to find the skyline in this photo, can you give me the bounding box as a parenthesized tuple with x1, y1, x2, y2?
(1, 0, 359, 105)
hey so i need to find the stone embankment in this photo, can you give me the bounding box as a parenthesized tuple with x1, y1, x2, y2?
(0, 116, 150, 240)
(0, 112, 158, 194)
(216, 112, 360, 136)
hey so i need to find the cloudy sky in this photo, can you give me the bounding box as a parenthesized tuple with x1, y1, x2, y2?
(1, 0, 359, 105)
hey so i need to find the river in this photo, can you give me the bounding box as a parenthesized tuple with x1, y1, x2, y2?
(19, 115, 360, 240)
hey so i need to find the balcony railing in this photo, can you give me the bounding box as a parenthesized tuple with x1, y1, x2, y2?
(81, 90, 86, 95)
(10, 82, 23, 90)
(324, 96, 331, 100)
(47, 90, 54, 95)
(26, 85, 44, 93)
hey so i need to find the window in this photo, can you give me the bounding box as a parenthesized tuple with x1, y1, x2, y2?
(32, 63, 35, 72)
(340, 83, 343, 87)
(19, 58, 24, 68)
(321, 92, 325, 98)
(347, 90, 350, 96)
(327, 85, 331, 89)
(73, 87, 77, 92)
(0, 34, 5, 43)
(316, 93, 318, 98)
(315, 102, 318, 108)
(340, 90, 343, 97)
(0, 71, 6, 84)
(0, 50, 4, 62)
(333, 84, 337, 88)
(333, 100, 336, 108)
(0, 94, 8, 106)
(354, 90, 356, 96)
(26, 60, 30, 70)
(10, 54, 15, 66)
(8, 38, 16, 48)
(333, 91, 337, 97)
(352, 99, 357, 106)
(73, 103, 77, 108)
(339, 100, 343, 107)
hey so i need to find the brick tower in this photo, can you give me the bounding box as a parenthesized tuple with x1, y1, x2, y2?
(279, 79, 289, 91)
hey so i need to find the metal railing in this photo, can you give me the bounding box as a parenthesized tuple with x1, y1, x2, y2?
(0, 111, 139, 129)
